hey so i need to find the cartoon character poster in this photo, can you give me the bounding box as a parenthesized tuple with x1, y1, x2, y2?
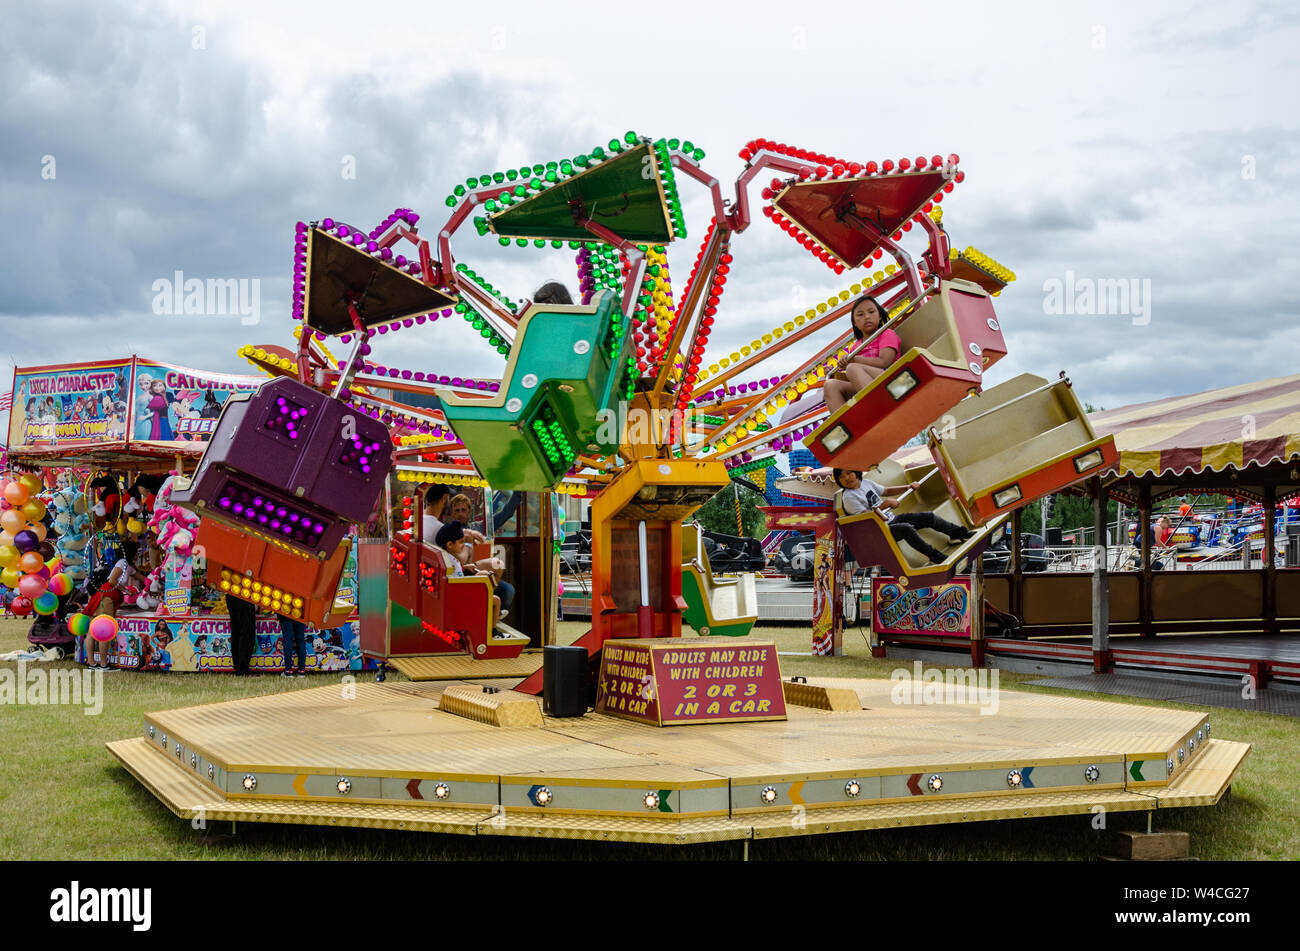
(79, 615, 366, 672)
(130, 360, 262, 447)
(7, 359, 133, 449)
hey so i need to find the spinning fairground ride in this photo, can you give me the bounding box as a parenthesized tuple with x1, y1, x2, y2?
(110, 133, 1248, 846)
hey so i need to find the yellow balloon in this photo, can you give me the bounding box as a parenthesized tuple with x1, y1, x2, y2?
(18, 474, 43, 495)
(0, 566, 20, 588)
(0, 531, 13, 549)
(0, 545, 18, 568)
(20, 499, 46, 523)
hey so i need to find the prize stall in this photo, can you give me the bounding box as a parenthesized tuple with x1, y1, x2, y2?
(5, 356, 363, 672)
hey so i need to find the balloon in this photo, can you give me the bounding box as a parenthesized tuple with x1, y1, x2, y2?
(20, 499, 46, 523)
(10, 596, 32, 617)
(3, 482, 30, 506)
(0, 567, 20, 588)
(0, 531, 14, 549)
(19, 551, 45, 573)
(29, 522, 47, 542)
(0, 510, 25, 534)
(33, 591, 58, 615)
(68, 613, 90, 637)
(89, 614, 118, 642)
(36, 565, 50, 581)
(0, 545, 18, 568)
(13, 530, 38, 552)
(17, 574, 47, 599)
(48, 572, 73, 597)
(18, 473, 43, 495)
(38, 541, 56, 560)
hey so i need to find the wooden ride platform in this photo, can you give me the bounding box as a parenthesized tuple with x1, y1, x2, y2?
(385, 651, 544, 681)
(108, 676, 1249, 845)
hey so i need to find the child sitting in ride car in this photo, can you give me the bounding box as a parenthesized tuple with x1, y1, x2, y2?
(435, 521, 506, 627)
(834, 468, 973, 565)
(823, 295, 903, 413)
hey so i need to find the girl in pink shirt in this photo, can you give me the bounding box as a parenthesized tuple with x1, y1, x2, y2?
(824, 295, 902, 413)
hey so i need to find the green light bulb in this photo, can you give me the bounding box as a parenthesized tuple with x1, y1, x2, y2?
(492, 172, 505, 184)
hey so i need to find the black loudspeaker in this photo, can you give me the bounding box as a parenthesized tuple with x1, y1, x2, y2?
(543, 645, 589, 717)
(1045, 526, 1063, 547)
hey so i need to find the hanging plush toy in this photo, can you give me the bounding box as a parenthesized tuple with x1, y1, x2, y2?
(143, 474, 201, 610)
(88, 473, 123, 528)
(124, 474, 165, 519)
(50, 481, 89, 582)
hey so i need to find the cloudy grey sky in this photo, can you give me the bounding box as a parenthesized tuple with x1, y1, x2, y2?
(2, 0, 1297, 437)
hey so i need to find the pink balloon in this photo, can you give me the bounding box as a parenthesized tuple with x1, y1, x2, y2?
(89, 615, 118, 643)
(17, 574, 48, 600)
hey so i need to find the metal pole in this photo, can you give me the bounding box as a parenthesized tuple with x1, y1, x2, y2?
(1092, 478, 1111, 672)
(637, 520, 653, 639)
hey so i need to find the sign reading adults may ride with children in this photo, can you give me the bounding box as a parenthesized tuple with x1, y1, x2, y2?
(596, 638, 787, 726)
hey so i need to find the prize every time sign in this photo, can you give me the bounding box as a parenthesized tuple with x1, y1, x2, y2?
(596, 638, 787, 726)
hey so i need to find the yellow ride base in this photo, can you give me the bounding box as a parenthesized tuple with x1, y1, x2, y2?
(386, 652, 544, 681)
(108, 677, 1249, 846)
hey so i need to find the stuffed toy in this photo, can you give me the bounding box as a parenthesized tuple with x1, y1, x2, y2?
(88, 473, 123, 527)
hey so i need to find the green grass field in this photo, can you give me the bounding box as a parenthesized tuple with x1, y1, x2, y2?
(1, 617, 1294, 860)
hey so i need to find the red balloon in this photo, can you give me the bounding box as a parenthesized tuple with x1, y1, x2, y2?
(10, 596, 32, 617)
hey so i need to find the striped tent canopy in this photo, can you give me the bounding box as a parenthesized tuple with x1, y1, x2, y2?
(778, 373, 1300, 500)
(1088, 373, 1300, 479)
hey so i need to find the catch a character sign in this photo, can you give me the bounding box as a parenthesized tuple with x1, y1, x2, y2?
(7, 359, 133, 449)
(131, 359, 262, 447)
(872, 577, 972, 637)
(596, 637, 787, 726)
